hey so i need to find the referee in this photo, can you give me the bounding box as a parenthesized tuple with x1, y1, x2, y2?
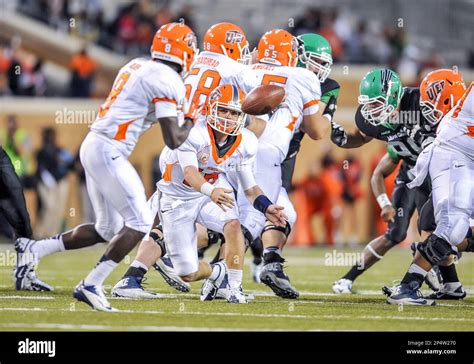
(0, 145, 32, 239)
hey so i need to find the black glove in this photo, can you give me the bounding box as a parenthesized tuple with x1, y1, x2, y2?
(330, 120, 348, 147)
(322, 95, 337, 122)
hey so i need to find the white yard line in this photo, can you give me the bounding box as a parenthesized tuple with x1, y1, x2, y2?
(0, 295, 54, 300)
(0, 307, 473, 322)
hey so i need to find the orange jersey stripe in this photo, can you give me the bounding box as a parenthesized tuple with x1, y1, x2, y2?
(207, 124, 242, 164)
(303, 100, 319, 109)
(163, 163, 174, 182)
(152, 97, 177, 104)
(113, 119, 136, 141)
(286, 116, 299, 132)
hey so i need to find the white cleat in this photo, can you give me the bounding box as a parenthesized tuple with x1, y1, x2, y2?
(227, 286, 249, 304)
(13, 237, 52, 291)
(154, 256, 191, 293)
(251, 262, 263, 284)
(332, 278, 353, 294)
(73, 281, 118, 312)
(111, 276, 160, 299)
(200, 261, 227, 301)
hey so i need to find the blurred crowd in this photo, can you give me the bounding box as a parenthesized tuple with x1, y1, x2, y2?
(2, 1, 468, 97)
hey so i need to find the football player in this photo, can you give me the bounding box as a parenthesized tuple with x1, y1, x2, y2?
(13, 23, 198, 311)
(222, 29, 333, 299)
(386, 77, 473, 305)
(114, 84, 286, 303)
(111, 22, 265, 299)
(330, 68, 437, 294)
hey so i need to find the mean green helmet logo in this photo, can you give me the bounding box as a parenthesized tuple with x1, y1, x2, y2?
(380, 69, 393, 94)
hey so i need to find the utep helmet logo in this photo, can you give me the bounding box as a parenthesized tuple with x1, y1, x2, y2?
(426, 80, 445, 101)
(225, 30, 244, 44)
(186, 32, 197, 48)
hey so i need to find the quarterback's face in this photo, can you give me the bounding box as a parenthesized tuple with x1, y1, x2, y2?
(216, 107, 240, 133)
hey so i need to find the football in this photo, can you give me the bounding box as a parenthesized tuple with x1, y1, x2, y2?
(241, 84, 285, 115)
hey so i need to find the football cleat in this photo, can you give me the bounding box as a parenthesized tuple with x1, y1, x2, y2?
(424, 265, 442, 292)
(200, 261, 227, 301)
(227, 286, 248, 304)
(13, 238, 53, 291)
(260, 261, 299, 299)
(386, 282, 435, 306)
(332, 278, 353, 294)
(426, 282, 466, 300)
(153, 255, 191, 293)
(73, 280, 117, 312)
(112, 276, 160, 299)
(410, 242, 443, 292)
(251, 261, 263, 283)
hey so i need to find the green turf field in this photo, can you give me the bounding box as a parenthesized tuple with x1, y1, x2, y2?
(0, 244, 473, 331)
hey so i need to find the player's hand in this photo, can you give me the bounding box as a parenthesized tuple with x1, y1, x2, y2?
(330, 120, 348, 147)
(380, 205, 396, 223)
(210, 188, 235, 211)
(322, 95, 337, 122)
(265, 205, 288, 227)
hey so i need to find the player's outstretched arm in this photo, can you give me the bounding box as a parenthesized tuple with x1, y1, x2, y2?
(244, 185, 287, 227)
(158, 116, 193, 149)
(330, 122, 373, 148)
(371, 153, 399, 223)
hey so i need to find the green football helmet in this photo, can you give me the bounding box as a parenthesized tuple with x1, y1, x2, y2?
(297, 33, 333, 83)
(358, 68, 403, 126)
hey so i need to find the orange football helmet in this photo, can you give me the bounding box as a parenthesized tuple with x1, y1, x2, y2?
(203, 22, 251, 65)
(420, 68, 466, 126)
(257, 29, 298, 67)
(205, 84, 247, 135)
(151, 22, 198, 74)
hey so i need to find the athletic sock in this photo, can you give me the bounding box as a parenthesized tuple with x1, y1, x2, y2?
(29, 234, 65, 259)
(84, 255, 118, 286)
(401, 263, 428, 286)
(439, 264, 459, 283)
(122, 260, 148, 279)
(342, 265, 365, 281)
(227, 269, 243, 289)
(263, 246, 284, 263)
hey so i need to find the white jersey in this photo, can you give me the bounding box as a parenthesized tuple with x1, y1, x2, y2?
(436, 82, 474, 159)
(157, 119, 258, 200)
(240, 62, 321, 157)
(91, 58, 186, 157)
(184, 51, 249, 116)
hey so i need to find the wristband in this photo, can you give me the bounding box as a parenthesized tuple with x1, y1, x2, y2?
(376, 193, 392, 209)
(200, 182, 215, 197)
(253, 195, 273, 214)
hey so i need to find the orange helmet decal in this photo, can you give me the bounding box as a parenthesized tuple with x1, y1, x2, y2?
(257, 29, 298, 67)
(151, 22, 198, 74)
(205, 84, 247, 136)
(420, 68, 466, 126)
(203, 22, 251, 64)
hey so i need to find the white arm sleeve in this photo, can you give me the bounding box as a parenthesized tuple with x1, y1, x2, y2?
(237, 164, 257, 191)
(177, 150, 198, 168)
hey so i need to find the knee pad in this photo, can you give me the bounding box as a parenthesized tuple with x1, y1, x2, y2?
(261, 221, 291, 238)
(149, 225, 166, 256)
(207, 229, 225, 247)
(241, 225, 254, 249)
(417, 234, 456, 265)
(465, 236, 474, 252)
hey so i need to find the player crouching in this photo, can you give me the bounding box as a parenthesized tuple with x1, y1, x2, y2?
(112, 84, 287, 303)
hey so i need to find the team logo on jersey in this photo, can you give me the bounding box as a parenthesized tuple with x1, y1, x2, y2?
(380, 69, 393, 94)
(198, 148, 210, 164)
(425, 80, 445, 101)
(225, 30, 244, 44)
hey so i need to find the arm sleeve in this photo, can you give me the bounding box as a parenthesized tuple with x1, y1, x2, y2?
(237, 132, 258, 190)
(298, 70, 321, 116)
(176, 128, 199, 168)
(143, 72, 186, 119)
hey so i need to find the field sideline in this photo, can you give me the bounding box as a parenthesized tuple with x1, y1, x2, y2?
(0, 244, 473, 331)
